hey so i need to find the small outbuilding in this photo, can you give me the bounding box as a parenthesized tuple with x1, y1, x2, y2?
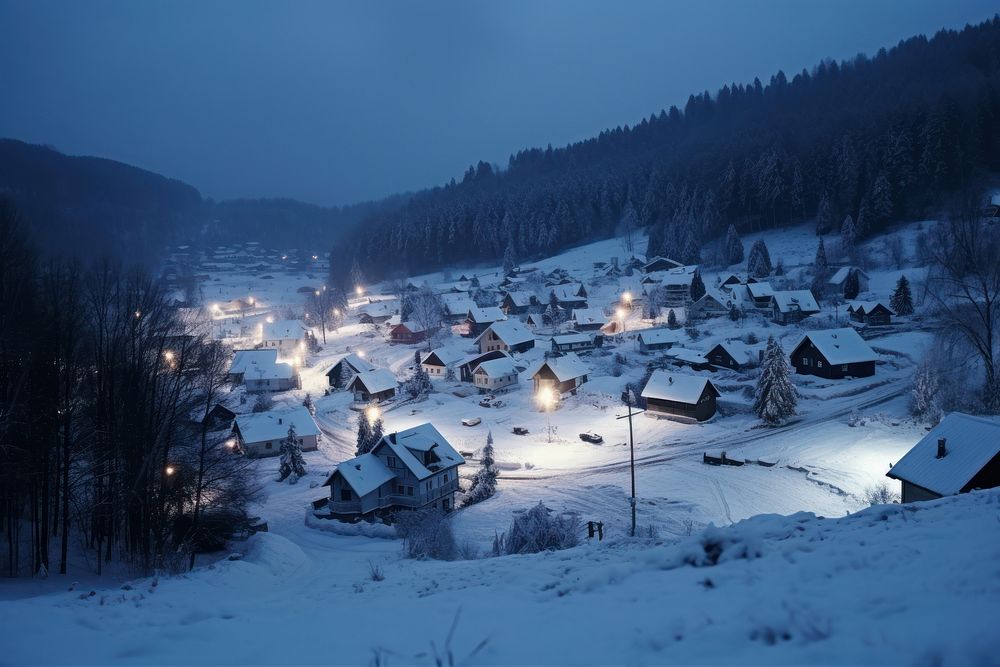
(771, 290, 820, 325)
(705, 341, 762, 372)
(531, 353, 590, 397)
(347, 369, 398, 403)
(640, 371, 720, 422)
(637, 328, 684, 353)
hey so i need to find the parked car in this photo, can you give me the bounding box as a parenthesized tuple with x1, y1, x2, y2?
(512, 426, 529, 435)
(479, 399, 492, 408)
(461, 417, 482, 427)
(579, 431, 603, 444)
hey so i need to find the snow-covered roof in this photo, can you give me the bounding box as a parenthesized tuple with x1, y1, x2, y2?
(710, 340, 761, 365)
(693, 288, 729, 308)
(552, 332, 593, 345)
(421, 347, 465, 367)
(642, 256, 683, 271)
(647, 267, 697, 287)
(230, 349, 278, 375)
(376, 423, 465, 480)
(502, 290, 535, 307)
(887, 413, 1000, 496)
(474, 357, 519, 377)
(665, 347, 708, 365)
(441, 296, 476, 316)
(348, 369, 398, 394)
(334, 453, 396, 497)
(234, 406, 320, 444)
(847, 301, 894, 315)
(261, 319, 309, 342)
(328, 353, 376, 376)
(533, 353, 589, 382)
(551, 285, 586, 301)
(474, 320, 534, 347)
(746, 282, 775, 298)
(571, 308, 606, 325)
(467, 306, 506, 323)
(392, 320, 428, 334)
(772, 290, 820, 314)
(637, 328, 684, 346)
(641, 370, 719, 404)
(459, 349, 513, 370)
(829, 266, 869, 285)
(797, 328, 877, 365)
(357, 299, 398, 317)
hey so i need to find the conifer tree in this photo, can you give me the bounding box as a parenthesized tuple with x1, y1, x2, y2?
(724, 224, 744, 265)
(811, 237, 830, 296)
(890, 274, 914, 315)
(356, 412, 373, 455)
(302, 393, 315, 415)
(463, 431, 498, 507)
(689, 269, 706, 302)
(841, 214, 857, 253)
(815, 193, 833, 235)
(844, 269, 861, 299)
(278, 425, 306, 483)
(502, 240, 517, 276)
(667, 308, 678, 329)
(753, 336, 797, 426)
(747, 239, 772, 278)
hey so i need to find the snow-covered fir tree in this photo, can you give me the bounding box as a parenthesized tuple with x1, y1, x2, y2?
(278, 425, 306, 483)
(753, 336, 797, 426)
(910, 359, 940, 422)
(689, 269, 706, 302)
(463, 431, 498, 507)
(667, 308, 678, 329)
(405, 365, 433, 399)
(841, 214, 857, 253)
(811, 236, 829, 295)
(724, 224, 744, 264)
(502, 240, 517, 276)
(747, 239, 772, 278)
(890, 275, 914, 315)
(302, 393, 315, 415)
(444, 365, 456, 381)
(815, 193, 833, 235)
(356, 412, 373, 455)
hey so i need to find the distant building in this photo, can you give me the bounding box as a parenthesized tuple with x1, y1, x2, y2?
(745, 282, 776, 310)
(705, 340, 762, 372)
(531, 353, 589, 396)
(347, 369, 398, 403)
(500, 291, 537, 315)
(641, 256, 684, 273)
(473, 357, 519, 392)
(641, 371, 720, 422)
(458, 350, 513, 383)
(389, 321, 431, 345)
(637, 328, 684, 353)
(229, 349, 298, 392)
(549, 284, 589, 310)
(260, 320, 310, 356)
(570, 308, 607, 331)
(233, 406, 320, 458)
(791, 328, 877, 379)
(326, 353, 376, 389)
(887, 412, 1000, 503)
(829, 266, 870, 297)
(551, 332, 600, 354)
(321, 423, 465, 520)
(688, 289, 731, 319)
(847, 301, 894, 326)
(771, 289, 820, 325)
(465, 307, 507, 337)
(664, 347, 712, 371)
(473, 320, 535, 354)
(420, 347, 465, 378)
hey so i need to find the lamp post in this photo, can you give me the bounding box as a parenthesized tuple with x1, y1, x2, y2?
(536, 385, 556, 442)
(617, 388, 644, 537)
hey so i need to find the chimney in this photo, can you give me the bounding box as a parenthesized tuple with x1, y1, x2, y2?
(936, 438, 947, 458)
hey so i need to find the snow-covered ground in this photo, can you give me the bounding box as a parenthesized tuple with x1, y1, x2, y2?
(4, 222, 987, 665)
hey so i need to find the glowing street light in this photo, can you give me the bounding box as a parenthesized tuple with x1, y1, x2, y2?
(365, 403, 381, 425)
(535, 385, 557, 442)
(315, 290, 321, 297)
(355, 285, 364, 297)
(356, 350, 366, 358)
(622, 291, 632, 306)
(165, 465, 176, 476)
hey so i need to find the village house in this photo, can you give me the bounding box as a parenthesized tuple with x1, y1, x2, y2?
(440, 295, 476, 323)
(325, 353, 376, 389)
(644, 266, 698, 306)
(847, 301, 894, 326)
(260, 319, 311, 357)
(465, 306, 507, 337)
(524, 312, 545, 329)
(641, 370, 720, 422)
(420, 347, 465, 378)
(389, 320, 432, 345)
(458, 350, 513, 383)
(357, 299, 398, 324)
(347, 369, 398, 403)
(641, 256, 683, 273)
(551, 332, 601, 354)
(232, 406, 320, 458)
(791, 328, 877, 379)
(829, 266, 870, 297)
(688, 289, 731, 319)
(637, 328, 684, 353)
(570, 307, 607, 331)
(473, 320, 535, 354)
(473, 357, 520, 393)
(886, 412, 1000, 503)
(499, 290, 536, 315)
(202, 404, 237, 431)
(321, 423, 465, 520)
(745, 282, 776, 310)
(531, 353, 590, 396)
(664, 347, 712, 371)
(228, 349, 298, 392)
(549, 284, 589, 310)
(771, 289, 820, 325)
(705, 340, 763, 372)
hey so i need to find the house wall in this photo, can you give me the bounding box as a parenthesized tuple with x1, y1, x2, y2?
(474, 371, 517, 391)
(422, 363, 448, 377)
(245, 376, 299, 393)
(353, 387, 396, 403)
(901, 481, 942, 504)
(328, 464, 461, 518)
(262, 338, 303, 356)
(645, 392, 717, 422)
(243, 433, 318, 459)
(707, 347, 741, 371)
(792, 342, 875, 379)
(962, 452, 1000, 493)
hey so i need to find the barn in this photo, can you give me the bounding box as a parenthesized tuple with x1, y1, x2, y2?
(886, 412, 1000, 503)
(791, 328, 877, 379)
(640, 371, 720, 422)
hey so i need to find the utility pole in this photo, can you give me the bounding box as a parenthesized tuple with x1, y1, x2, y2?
(617, 389, 643, 537)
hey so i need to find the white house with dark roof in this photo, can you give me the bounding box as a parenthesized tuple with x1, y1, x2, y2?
(320, 423, 465, 520)
(232, 406, 320, 458)
(887, 412, 1000, 503)
(473, 357, 519, 392)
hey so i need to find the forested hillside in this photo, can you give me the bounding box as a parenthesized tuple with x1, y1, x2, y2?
(336, 17, 1000, 282)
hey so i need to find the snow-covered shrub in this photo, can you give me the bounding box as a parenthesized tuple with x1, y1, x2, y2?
(863, 482, 900, 506)
(494, 502, 580, 555)
(462, 432, 498, 507)
(404, 366, 433, 398)
(368, 561, 385, 582)
(278, 425, 306, 484)
(251, 393, 273, 413)
(677, 525, 763, 567)
(394, 508, 456, 561)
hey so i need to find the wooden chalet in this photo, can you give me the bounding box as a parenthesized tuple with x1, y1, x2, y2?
(473, 320, 535, 354)
(771, 290, 820, 325)
(420, 347, 465, 378)
(500, 291, 537, 315)
(637, 328, 684, 353)
(389, 321, 431, 345)
(458, 350, 512, 383)
(465, 307, 507, 337)
(847, 301, 894, 326)
(347, 369, 398, 403)
(326, 353, 376, 388)
(640, 371, 720, 422)
(829, 266, 870, 297)
(705, 340, 762, 372)
(791, 328, 877, 379)
(550, 332, 600, 354)
(531, 353, 590, 396)
(641, 256, 683, 273)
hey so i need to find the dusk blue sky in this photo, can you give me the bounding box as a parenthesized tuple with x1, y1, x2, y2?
(1, 1, 996, 206)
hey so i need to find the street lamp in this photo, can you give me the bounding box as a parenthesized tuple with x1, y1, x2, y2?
(355, 285, 364, 297)
(365, 403, 381, 425)
(165, 465, 176, 476)
(616, 389, 644, 537)
(536, 385, 556, 442)
(615, 307, 626, 335)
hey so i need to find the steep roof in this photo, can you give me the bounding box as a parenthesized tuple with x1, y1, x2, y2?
(847, 301, 895, 316)
(887, 413, 1000, 496)
(772, 290, 820, 314)
(571, 308, 606, 325)
(474, 320, 534, 347)
(641, 370, 719, 405)
(710, 340, 761, 366)
(261, 319, 309, 341)
(474, 357, 519, 377)
(234, 406, 320, 444)
(467, 306, 506, 323)
(421, 347, 465, 367)
(327, 353, 375, 377)
(551, 285, 587, 301)
(374, 423, 465, 480)
(532, 353, 589, 382)
(332, 453, 396, 497)
(796, 328, 877, 365)
(829, 266, 869, 285)
(459, 349, 513, 370)
(348, 369, 398, 394)
(502, 290, 535, 307)
(637, 328, 685, 346)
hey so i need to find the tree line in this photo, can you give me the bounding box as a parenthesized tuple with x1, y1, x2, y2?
(335, 16, 1000, 281)
(0, 202, 257, 578)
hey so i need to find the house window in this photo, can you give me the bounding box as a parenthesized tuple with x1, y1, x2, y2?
(802, 358, 810, 366)
(425, 482, 432, 493)
(817, 360, 823, 368)
(443, 472, 449, 483)
(388, 456, 397, 468)
(841, 364, 849, 371)
(265, 442, 272, 449)
(340, 489, 352, 501)
(407, 486, 414, 496)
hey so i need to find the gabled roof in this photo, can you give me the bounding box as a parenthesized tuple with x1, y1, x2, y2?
(551, 285, 587, 301)
(571, 308, 606, 325)
(459, 349, 512, 370)
(261, 319, 309, 341)
(646, 266, 697, 287)
(532, 353, 589, 382)
(421, 347, 465, 367)
(847, 301, 895, 316)
(665, 347, 709, 365)
(642, 256, 683, 272)
(641, 370, 719, 404)
(441, 296, 476, 316)
(326, 353, 375, 377)
(501, 291, 535, 307)
(524, 313, 545, 326)
(709, 340, 761, 366)
(795, 328, 877, 365)
(348, 369, 398, 394)
(330, 453, 396, 497)
(234, 406, 320, 444)
(230, 349, 278, 375)
(772, 290, 820, 314)
(829, 266, 870, 285)
(746, 282, 775, 299)
(692, 289, 729, 308)
(357, 299, 399, 317)
(474, 357, 518, 377)
(374, 423, 464, 480)
(474, 320, 534, 347)
(887, 413, 1000, 496)
(637, 328, 685, 346)
(467, 306, 506, 323)
(390, 320, 428, 334)
(552, 332, 594, 346)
